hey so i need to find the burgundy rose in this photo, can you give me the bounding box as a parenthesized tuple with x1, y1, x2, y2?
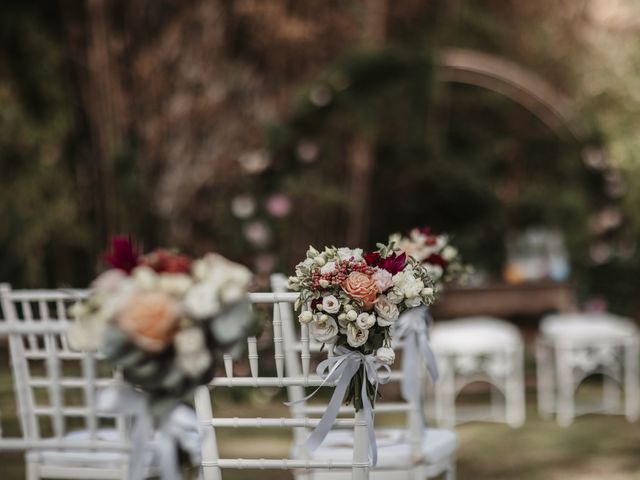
(363, 251, 381, 266)
(418, 226, 432, 236)
(380, 252, 407, 275)
(425, 253, 448, 268)
(105, 236, 139, 274)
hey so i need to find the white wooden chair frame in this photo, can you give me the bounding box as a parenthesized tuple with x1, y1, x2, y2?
(536, 314, 640, 427)
(0, 284, 151, 480)
(270, 275, 457, 480)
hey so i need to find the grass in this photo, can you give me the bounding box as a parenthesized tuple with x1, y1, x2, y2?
(1, 354, 639, 479)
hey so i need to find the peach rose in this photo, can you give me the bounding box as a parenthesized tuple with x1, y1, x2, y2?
(117, 292, 179, 352)
(341, 271, 379, 310)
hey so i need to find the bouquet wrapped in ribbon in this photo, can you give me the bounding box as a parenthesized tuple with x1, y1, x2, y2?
(287, 243, 437, 410)
(391, 227, 471, 288)
(68, 237, 256, 479)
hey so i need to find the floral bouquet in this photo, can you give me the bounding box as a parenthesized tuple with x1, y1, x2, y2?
(287, 243, 437, 411)
(68, 237, 256, 479)
(391, 227, 470, 288)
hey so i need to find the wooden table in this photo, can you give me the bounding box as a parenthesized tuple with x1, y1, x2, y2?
(431, 281, 577, 320)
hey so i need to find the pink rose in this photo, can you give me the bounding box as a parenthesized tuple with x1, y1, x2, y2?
(341, 272, 378, 311)
(117, 292, 179, 352)
(372, 269, 393, 292)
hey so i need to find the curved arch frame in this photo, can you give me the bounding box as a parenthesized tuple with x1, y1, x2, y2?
(437, 48, 582, 140)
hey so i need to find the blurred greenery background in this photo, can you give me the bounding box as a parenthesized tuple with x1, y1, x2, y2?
(1, 0, 639, 316)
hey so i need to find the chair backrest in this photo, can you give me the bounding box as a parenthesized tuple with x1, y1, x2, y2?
(269, 274, 425, 466)
(195, 291, 372, 480)
(0, 284, 128, 450)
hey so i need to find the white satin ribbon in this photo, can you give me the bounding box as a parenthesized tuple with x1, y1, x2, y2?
(97, 384, 202, 480)
(286, 346, 391, 466)
(394, 306, 439, 402)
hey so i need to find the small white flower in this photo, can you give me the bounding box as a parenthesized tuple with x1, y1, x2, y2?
(314, 256, 326, 267)
(298, 311, 314, 324)
(132, 266, 158, 290)
(387, 289, 404, 304)
(183, 283, 220, 319)
(320, 261, 337, 275)
(219, 284, 245, 304)
(346, 310, 358, 321)
(346, 322, 369, 347)
(442, 246, 458, 262)
(404, 296, 422, 308)
(319, 279, 330, 288)
(158, 273, 192, 296)
(310, 314, 339, 343)
(337, 247, 364, 262)
(356, 312, 376, 330)
(375, 296, 400, 326)
(306, 246, 320, 258)
(322, 295, 340, 314)
(376, 347, 395, 365)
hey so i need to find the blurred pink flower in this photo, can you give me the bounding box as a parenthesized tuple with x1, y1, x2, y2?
(265, 193, 292, 218)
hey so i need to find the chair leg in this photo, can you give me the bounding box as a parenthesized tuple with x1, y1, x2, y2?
(26, 460, 38, 480)
(556, 346, 574, 427)
(536, 341, 554, 420)
(624, 340, 640, 422)
(506, 345, 525, 428)
(444, 457, 456, 480)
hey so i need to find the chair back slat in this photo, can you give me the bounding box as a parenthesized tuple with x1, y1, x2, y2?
(0, 285, 126, 447)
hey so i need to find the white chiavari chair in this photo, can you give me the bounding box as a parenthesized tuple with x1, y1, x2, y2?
(195, 291, 375, 480)
(270, 274, 457, 480)
(0, 284, 154, 480)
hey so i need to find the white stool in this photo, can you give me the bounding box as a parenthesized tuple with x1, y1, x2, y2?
(428, 317, 525, 428)
(536, 312, 640, 426)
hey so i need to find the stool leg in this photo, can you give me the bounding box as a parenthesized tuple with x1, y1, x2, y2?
(556, 345, 574, 427)
(536, 341, 554, 420)
(506, 344, 525, 427)
(624, 339, 639, 422)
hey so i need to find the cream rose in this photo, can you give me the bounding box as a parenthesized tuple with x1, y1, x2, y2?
(117, 292, 179, 352)
(298, 311, 314, 324)
(322, 295, 341, 314)
(310, 314, 339, 343)
(342, 272, 378, 310)
(346, 322, 369, 348)
(356, 312, 376, 330)
(375, 296, 400, 326)
(376, 347, 395, 365)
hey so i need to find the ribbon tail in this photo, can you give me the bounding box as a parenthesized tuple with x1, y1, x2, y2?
(418, 330, 439, 383)
(360, 370, 377, 467)
(400, 335, 418, 402)
(128, 406, 153, 480)
(156, 432, 181, 480)
(304, 361, 359, 452)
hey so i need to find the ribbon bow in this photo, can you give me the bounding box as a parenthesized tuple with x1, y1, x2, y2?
(286, 346, 391, 466)
(97, 384, 202, 480)
(394, 306, 439, 402)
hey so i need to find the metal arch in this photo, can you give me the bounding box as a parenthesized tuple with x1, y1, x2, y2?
(437, 48, 583, 140)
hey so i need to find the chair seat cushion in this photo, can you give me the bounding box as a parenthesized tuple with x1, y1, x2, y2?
(304, 428, 457, 467)
(431, 317, 522, 354)
(26, 428, 151, 470)
(541, 313, 638, 342)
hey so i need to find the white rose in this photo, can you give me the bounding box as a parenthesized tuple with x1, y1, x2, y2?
(372, 269, 393, 292)
(320, 261, 337, 275)
(442, 246, 458, 261)
(425, 264, 443, 280)
(158, 273, 192, 296)
(298, 311, 314, 324)
(404, 279, 424, 299)
(347, 322, 369, 348)
(322, 295, 341, 314)
(174, 327, 211, 378)
(375, 296, 399, 326)
(310, 314, 339, 343)
(387, 289, 404, 304)
(183, 283, 221, 319)
(346, 310, 358, 321)
(337, 247, 363, 262)
(404, 296, 422, 308)
(356, 312, 376, 330)
(376, 347, 395, 365)
(132, 266, 158, 290)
